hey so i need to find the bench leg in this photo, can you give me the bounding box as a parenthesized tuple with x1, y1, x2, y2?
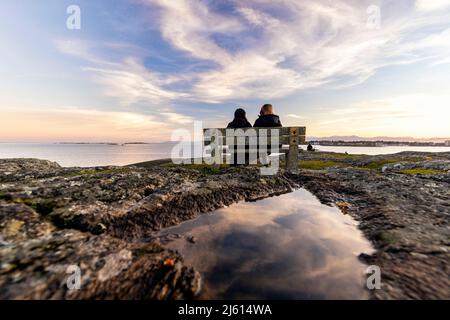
(286, 128, 299, 174)
(286, 146, 299, 173)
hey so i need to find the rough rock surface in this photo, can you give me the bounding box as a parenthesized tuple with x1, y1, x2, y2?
(0, 201, 200, 299)
(0, 152, 449, 299)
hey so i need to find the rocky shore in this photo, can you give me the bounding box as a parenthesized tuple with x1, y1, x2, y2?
(1, 151, 449, 299)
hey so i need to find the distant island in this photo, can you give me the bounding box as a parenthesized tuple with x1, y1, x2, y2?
(54, 139, 450, 148)
(122, 142, 152, 145)
(309, 140, 450, 147)
(56, 142, 153, 146)
(308, 135, 450, 145)
(56, 142, 121, 145)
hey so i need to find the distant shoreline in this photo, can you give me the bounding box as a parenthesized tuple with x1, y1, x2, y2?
(54, 142, 168, 145)
(0, 140, 447, 147)
(0, 141, 444, 147)
(310, 141, 450, 147)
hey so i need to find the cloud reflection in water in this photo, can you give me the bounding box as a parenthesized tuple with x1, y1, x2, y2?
(160, 189, 374, 299)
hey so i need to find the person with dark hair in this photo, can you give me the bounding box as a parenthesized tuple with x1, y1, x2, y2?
(253, 104, 282, 127)
(226, 108, 252, 166)
(227, 108, 252, 129)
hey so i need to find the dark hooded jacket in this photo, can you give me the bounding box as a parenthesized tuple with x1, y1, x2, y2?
(253, 114, 282, 127)
(227, 118, 252, 129)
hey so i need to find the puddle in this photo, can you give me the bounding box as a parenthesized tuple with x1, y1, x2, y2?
(159, 189, 374, 299)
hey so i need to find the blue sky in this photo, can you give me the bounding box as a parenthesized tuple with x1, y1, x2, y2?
(1, 0, 450, 142)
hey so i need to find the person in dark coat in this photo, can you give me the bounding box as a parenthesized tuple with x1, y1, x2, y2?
(253, 104, 282, 127)
(227, 108, 251, 165)
(227, 108, 252, 129)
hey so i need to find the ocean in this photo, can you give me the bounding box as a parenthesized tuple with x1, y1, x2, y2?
(1, 143, 449, 167)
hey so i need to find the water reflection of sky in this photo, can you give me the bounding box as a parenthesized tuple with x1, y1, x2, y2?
(162, 189, 374, 299)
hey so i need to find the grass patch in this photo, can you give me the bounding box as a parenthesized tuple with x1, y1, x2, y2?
(403, 157, 425, 162)
(162, 162, 231, 175)
(13, 199, 56, 215)
(180, 163, 229, 175)
(299, 160, 343, 170)
(359, 157, 425, 170)
(63, 168, 129, 177)
(359, 159, 399, 170)
(64, 170, 98, 177)
(324, 154, 364, 160)
(336, 155, 363, 160)
(0, 192, 12, 201)
(375, 231, 400, 245)
(128, 158, 173, 168)
(399, 168, 441, 175)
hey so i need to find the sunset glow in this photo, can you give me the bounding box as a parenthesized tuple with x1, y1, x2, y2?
(1, 0, 449, 141)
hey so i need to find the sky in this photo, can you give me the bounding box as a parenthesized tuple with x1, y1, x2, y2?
(1, 0, 450, 142)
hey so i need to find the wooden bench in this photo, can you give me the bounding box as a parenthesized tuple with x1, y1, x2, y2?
(203, 127, 306, 173)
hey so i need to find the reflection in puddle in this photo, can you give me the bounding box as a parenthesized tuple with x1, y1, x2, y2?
(159, 189, 374, 299)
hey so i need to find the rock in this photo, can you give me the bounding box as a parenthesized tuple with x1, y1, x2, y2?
(186, 235, 196, 244)
(1, 153, 449, 300)
(0, 201, 200, 300)
(0, 159, 62, 182)
(0, 235, 9, 246)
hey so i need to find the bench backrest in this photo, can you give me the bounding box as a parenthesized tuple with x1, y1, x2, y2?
(203, 127, 306, 173)
(203, 127, 306, 146)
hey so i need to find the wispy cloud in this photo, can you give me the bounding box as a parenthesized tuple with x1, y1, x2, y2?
(287, 114, 306, 119)
(416, 0, 450, 11)
(56, 0, 450, 106)
(146, 0, 450, 101)
(309, 93, 450, 137)
(85, 58, 188, 106)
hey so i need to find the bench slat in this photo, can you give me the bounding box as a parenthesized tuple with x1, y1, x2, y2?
(203, 126, 306, 173)
(204, 135, 305, 145)
(204, 127, 305, 136)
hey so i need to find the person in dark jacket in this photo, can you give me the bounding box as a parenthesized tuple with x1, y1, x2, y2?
(227, 108, 252, 129)
(253, 104, 282, 127)
(253, 104, 282, 164)
(227, 108, 252, 165)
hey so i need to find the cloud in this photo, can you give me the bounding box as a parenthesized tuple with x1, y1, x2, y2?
(149, 0, 242, 64)
(54, 39, 143, 67)
(160, 112, 193, 124)
(55, 39, 112, 66)
(57, 0, 450, 105)
(287, 114, 306, 119)
(309, 93, 450, 137)
(85, 58, 188, 106)
(147, 0, 450, 101)
(237, 6, 281, 28)
(416, 0, 450, 11)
